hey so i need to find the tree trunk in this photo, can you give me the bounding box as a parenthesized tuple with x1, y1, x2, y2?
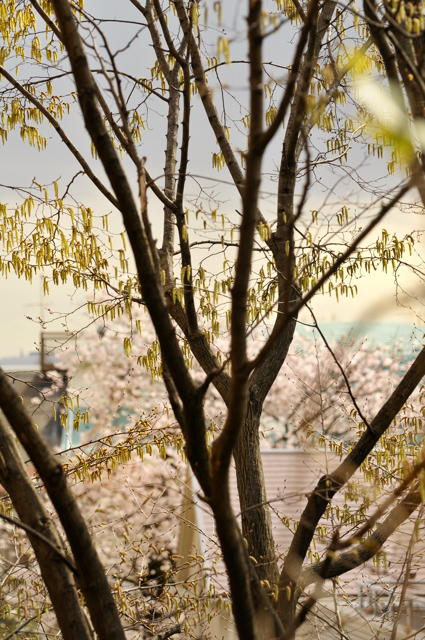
(234, 399, 279, 587)
(0, 418, 91, 640)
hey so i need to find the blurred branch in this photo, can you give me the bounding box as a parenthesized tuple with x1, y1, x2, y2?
(301, 487, 422, 586)
(0, 512, 77, 573)
(2, 614, 38, 640)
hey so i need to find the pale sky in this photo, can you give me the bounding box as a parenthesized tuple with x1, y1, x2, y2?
(1, 186, 423, 359)
(1, 1, 424, 359)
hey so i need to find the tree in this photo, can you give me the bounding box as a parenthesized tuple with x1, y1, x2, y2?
(61, 309, 419, 448)
(1, 0, 425, 639)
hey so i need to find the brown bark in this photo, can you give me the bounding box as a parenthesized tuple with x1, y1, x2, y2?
(4, 2, 424, 639)
(234, 317, 298, 589)
(363, 0, 425, 205)
(278, 344, 425, 628)
(300, 488, 422, 587)
(208, 4, 266, 638)
(0, 417, 91, 640)
(0, 369, 125, 640)
(47, 2, 264, 638)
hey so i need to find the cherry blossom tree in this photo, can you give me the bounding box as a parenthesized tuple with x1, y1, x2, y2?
(60, 306, 421, 449)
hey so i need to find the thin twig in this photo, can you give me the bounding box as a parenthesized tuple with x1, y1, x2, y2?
(308, 307, 371, 429)
(0, 512, 77, 573)
(334, 455, 425, 550)
(1, 614, 38, 640)
(248, 180, 412, 373)
(279, 530, 341, 640)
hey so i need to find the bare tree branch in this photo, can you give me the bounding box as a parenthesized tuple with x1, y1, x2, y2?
(278, 343, 425, 624)
(0, 367, 125, 640)
(300, 488, 422, 587)
(0, 65, 119, 210)
(0, 417, 91, 640)
(0, 511, 77, 573)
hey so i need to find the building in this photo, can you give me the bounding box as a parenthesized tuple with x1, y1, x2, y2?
(0, 332, 78, 450)
(176, 449, 425, 640)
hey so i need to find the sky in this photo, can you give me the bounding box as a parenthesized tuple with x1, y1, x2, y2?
(0, 0, 424, 359)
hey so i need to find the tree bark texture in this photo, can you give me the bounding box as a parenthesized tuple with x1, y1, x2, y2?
(0, 417, 91, 640)
(278, 344, 425, 628)
(0, 368, 126, 640)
